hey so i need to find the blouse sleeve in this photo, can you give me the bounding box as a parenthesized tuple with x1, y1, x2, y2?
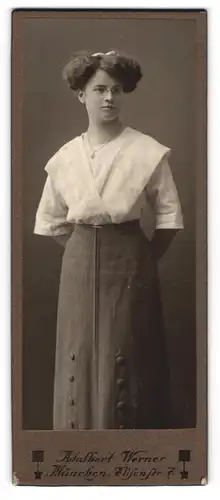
(34, 174, 73, 237)
(145, 156, 184, 229)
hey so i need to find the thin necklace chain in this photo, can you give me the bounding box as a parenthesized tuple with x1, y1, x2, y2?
(87, 139, 107, 158)
(86, 126, 125, 158)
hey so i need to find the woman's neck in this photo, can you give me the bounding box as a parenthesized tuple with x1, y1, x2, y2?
(86, 120, 125, 146)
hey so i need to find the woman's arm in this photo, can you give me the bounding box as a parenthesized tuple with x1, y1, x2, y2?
(145, 155, 184, 259)
(34, 174, 74, 243)
(151, 228, 179, 260)
(53, 233, 71, 247)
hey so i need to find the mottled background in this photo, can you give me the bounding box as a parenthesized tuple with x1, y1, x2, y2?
(22, 16, 196, 429)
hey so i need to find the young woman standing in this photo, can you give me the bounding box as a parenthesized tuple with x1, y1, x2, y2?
(34, 50, 183, 430)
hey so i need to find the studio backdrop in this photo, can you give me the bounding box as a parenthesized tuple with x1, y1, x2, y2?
(22, 16, 196, 429)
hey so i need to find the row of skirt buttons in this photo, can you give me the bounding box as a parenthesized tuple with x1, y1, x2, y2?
(68, 351, 128, 429)
(115, 353, 127, 429)
(69, 353, 76, 428)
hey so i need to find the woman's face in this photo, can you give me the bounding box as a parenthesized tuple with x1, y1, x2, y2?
(78, 69, 124, 124)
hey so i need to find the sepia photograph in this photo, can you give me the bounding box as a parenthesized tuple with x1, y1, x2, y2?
(12, 9, 206, 485)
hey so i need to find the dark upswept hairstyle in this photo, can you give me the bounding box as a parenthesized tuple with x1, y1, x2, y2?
(62, 50, 142, 93)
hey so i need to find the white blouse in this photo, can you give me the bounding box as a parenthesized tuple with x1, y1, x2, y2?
(34, 126, 184, 238)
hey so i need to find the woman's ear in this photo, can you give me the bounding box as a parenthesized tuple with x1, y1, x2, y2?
(77, 90, 85, 104)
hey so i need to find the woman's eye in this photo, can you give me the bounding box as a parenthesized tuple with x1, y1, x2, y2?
(113, 88, 121, 94)
(94, 87, 122, 95)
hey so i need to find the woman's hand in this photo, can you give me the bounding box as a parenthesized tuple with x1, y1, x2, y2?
(151, 229, 179, 260)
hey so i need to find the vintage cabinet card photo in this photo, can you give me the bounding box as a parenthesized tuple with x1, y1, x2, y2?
(11, 9, 207, 486)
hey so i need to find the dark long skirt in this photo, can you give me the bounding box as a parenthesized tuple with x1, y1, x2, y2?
(53, 221, 170, 430)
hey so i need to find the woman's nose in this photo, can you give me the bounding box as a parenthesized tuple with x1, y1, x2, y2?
(105, 90, 113, 101)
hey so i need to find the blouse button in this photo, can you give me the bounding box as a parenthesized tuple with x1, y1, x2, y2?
(69, 398, 75, 406)
(69, 420, 75, 429)
(70, 353, 75, 361)
(69, 375, 75, 382)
